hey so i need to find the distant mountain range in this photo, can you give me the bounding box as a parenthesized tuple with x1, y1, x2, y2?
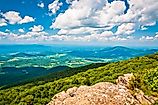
(68, 46, 158, 58)
(0, 45, 158, 69)
(0, 45, 158, 87)
(2, 46, 157, 59)
(9, 52, 46, 57)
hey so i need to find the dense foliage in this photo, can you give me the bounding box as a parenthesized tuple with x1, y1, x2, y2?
(0, 53, 158, 105)
(1, 63, 108, 89)
(0, 66, 69, 87)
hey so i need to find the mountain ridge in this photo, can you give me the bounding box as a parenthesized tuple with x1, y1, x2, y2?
(0, 53, 158, 104)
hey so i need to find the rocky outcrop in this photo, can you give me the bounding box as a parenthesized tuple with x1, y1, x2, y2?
(116, 73, 134, 88)
(47, 74, 157, 105)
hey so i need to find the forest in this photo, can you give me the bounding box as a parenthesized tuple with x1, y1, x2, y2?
(0, 53, 158, 105)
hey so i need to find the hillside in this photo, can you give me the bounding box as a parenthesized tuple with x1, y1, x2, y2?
(0, 66, 69, 86)
(0, 63, 108, 89)
(0, 53, 158, 105)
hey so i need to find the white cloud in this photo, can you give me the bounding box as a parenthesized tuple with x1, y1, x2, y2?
(37, 2, 44, 8)
(140, 26, 148, 30)
(0, 31, 7, 36)
(57, 27, 107, 35)
(1, 31, 48, 42)
(0, 31, 8, 40)
(0, 29, 134, 43)
(115, 23, 136, 35)
(154, 32, 158, 38)
(1, 0, 158, 43)
(97, 1, 126, 26)
(5, 29, 10, 32)
(140, 32, 158, 41)
(51, 0, 111, 29)
(66, 0, 76, 4)
(109, 36, 127, 41)
(29, 25, 44, 32)
(155, 35, 158, 38)
(15, 31, 48, 41)
(128, 0, 158, 27)
(51, 0, 126, 37)
(49, 0, 158, 42)
(19, 16, 35, 24)
(1, 11, 35, 25)
(18, 29, 25, 33)
(0, 18, 7, 26)
(48, 0, 63, 14)
(140, 36, 154, 41)
(0, 26, 49, 42)
(2, 11, 22, 24)
(100, 31, 113, 37)
(48, 34, 128, 42)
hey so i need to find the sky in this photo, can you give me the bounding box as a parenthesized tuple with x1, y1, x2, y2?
(0, 0, 158, 46)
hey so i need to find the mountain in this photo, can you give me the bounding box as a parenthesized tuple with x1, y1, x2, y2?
(0, 53, 158, 105)
(98, 46, 140, 57)
(10, 52, 37, 57)
(68, 46, 158, 59)
(1, 45, 158, 69)
(9, 52, 46, 57)
(0, 44, 52, 54)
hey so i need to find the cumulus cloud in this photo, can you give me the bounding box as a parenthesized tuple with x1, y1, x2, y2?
(18, 29, 25, 33)
(48, 33, 129, 42)
(1, 11, 35, 25)
(129, 0, 158, 27)
(140, 36, 154, 41)
(0, 18, 7, 26)
(100, 31, 113, 37)
(65, 0, 75, 4)
(0, 31, 7, 36)
(48, 0, 63, 14)
(57, 27, 110, 35)
(50, 0, 128, 41)
(155, 32, 158, 38)
(140, 26, 148, 31)
(5, 29, 10, 32)
(1, 11, 22, 24)
(140, 32, 158, 41)
(51, 0, 111, 29)
(115, 23, 136, 35)
(0, 30, 48, 42)
(50, 0, 128, 40)
(29, 25, 44, 32)
(37, 2, 44, 8)
(1, 25, 47, 42)
(19, 16, 35, 24)
(48, 0, 158, 42)
(13, 31, 48, 41)
(1, 0, 158, 43)
(0, 31, 10, 40)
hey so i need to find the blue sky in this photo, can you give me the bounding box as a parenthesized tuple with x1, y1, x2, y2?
(0, 0, 158, 46)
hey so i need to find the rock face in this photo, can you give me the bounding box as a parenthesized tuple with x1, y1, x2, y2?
(47, 74, 157, 105)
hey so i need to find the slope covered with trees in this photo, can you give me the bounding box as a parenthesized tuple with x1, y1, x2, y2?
(0, 53, 158, 105)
